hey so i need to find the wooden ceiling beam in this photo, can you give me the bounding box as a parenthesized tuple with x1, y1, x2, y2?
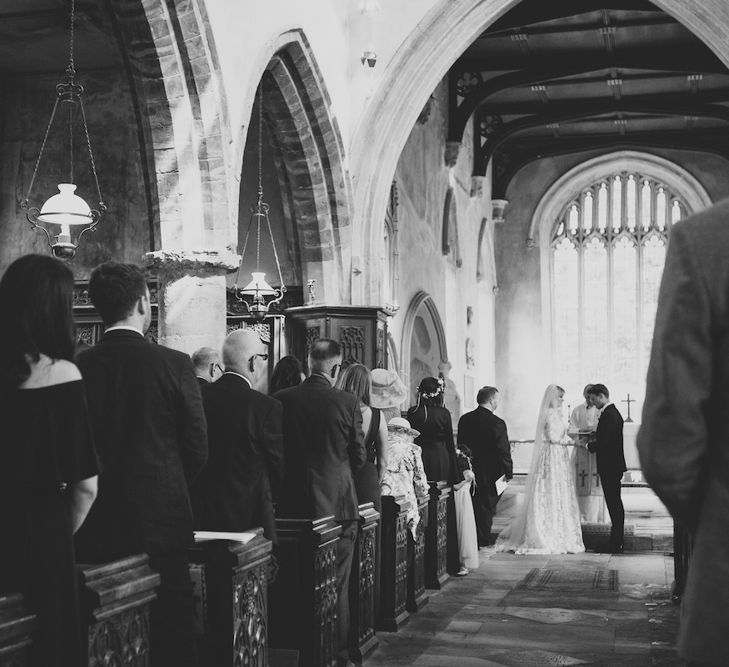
(481, 16, 676, 39)
(490, 132, 729, 196)
(486, 0, 660, 34)
(475, 102, 729, 174)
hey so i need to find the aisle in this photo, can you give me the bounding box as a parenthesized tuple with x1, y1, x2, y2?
(365, 550, 680, 666)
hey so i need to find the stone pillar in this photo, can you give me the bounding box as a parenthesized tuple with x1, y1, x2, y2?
(145, 249, 239, 353)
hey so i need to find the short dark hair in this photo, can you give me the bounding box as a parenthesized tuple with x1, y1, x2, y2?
(336, 363, 372, 406)
(89, 262, 147, 325)
(587, 383, 609, 399)
(308, 338, 341, 372)
(0, 254, 76, 387)
(269, 355, 304, 394)
(477, 386, 498, 405)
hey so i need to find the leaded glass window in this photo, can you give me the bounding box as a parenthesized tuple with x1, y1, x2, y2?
(551, 173, 688, 417)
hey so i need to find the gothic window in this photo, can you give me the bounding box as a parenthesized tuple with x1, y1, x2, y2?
(442, 187, 462, 268)
(551, 173, 689, 407)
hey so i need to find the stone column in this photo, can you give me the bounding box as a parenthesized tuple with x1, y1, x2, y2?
(145, 249, 239, 353)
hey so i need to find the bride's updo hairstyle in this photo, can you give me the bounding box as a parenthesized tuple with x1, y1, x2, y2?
(550, 385, 565, 408)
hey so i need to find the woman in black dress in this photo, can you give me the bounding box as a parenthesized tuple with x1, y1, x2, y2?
(0, 255, 100, 666)
(407, 376, 459, 484)
(336, 363, 388, 512)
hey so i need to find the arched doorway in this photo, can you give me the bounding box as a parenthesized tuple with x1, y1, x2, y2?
(401, 292, 448, 405)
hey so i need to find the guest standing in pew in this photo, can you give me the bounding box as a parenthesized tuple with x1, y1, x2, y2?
(0, 255, 100, 667)
(269, 354, 305, 395)
(274, 339, 366, 667)
(370, 367, 409, 423)
(191, 328, 283, 542)
(191, 346, 222, 388)
(407, 377, 459, 484)
(457, 386, 513, 547)
(336, 363, 389, 513)
(74, 262, 208, 667)
(637, 202, 729, 666)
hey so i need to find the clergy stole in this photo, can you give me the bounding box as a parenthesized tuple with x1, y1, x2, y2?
(572, 434, 608, 524)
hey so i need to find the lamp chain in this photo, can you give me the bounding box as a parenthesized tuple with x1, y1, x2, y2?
(68, 0, 75, 74)
(256, 85, 263, 272)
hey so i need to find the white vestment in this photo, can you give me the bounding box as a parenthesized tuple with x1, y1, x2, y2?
(569, 402, 607, 523)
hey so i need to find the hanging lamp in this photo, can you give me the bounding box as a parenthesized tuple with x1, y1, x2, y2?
(21, 0, 107, 260)
(233, 86, 286, 320)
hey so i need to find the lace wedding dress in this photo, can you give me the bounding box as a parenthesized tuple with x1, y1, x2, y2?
(495, 384, 585, 554)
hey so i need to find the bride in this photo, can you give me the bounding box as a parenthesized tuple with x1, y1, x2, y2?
(495, 384, 584, 554)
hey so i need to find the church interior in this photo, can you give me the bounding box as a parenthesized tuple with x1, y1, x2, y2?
(2, 0, 726, 664)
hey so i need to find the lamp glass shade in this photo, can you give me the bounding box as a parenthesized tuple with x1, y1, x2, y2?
(37, 183, 93, 227)
(240, 271, 276, 296)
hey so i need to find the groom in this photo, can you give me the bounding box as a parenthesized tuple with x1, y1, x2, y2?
(586, 384, 626, 553)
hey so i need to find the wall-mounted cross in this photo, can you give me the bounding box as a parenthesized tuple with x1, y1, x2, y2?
(621, 393, 635, 422)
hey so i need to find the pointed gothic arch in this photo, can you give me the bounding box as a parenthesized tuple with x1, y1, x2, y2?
(234, 30, 352, 304)
(350, 0, 729, 304)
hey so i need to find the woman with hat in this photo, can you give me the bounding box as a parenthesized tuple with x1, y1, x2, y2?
(370, 368, 408, 423)
(380, 418, 430, 535)
(407, 377, 459, 485)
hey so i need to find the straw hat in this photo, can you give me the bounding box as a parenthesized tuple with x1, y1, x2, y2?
(370, 368, 409, 409)
(388, 417, 420, 438)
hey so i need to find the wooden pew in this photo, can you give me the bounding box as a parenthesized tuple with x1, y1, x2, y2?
(425, 481, 451, 589)
(378, 495, 410, 631)
(349, 503, 379, 661)
(78, 554, 160, 666)
(188, 529, 272, 666)
(269, 517, 341, 667)
(0, 594, 35, 664)
(407, 496, 429, 612)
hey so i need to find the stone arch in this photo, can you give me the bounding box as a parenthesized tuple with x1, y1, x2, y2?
(401, 291, 449, 405)
(350, 0, 729, 304)
(234, 30, 351, 304)
(109, 0, 229, 250)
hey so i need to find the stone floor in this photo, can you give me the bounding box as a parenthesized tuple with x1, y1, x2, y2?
(365, 550, 681, 666)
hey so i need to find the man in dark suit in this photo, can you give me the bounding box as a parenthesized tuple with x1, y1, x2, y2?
(274, 339, 366, 666)
(75, 262, 208, 667)
(638, 204, 729, 666)
(457, 386, 513, 547)
(191, 346, 221, 388)
(586, 384, 626, 553)
(192, 328, 283, 541)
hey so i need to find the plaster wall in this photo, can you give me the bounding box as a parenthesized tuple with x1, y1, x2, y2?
(495, 149, 729, 441)
(0, 71, 150, 279)
(389, 80, 494, 414)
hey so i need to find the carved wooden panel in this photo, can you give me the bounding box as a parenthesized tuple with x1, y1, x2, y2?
(0, 595, 35, 667)
(407, 499, 429, 612)
(378, 496, 410, 631)
(349, 504, 378, 661)
(87, 606, 151, 666)
(376, 321, 386, 369)
(339, 326, 365, 368)
(313, 540, 338, 667)
(233, 562, 268, 666)
(425, 483, 451, 589)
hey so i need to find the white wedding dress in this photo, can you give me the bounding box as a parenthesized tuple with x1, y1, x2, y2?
(495, 385, 585, 555)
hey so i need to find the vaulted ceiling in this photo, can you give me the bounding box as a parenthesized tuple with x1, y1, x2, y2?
(449, 0, 729, 197)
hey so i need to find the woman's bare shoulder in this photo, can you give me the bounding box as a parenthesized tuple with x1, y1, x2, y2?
(21, 356, 81, 389)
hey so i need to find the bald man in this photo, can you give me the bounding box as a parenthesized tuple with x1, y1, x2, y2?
(190, 328, 284, 542)
(191, 346, 221, 387)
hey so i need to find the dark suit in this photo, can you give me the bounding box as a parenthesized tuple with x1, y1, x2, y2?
(589, 403, 626, 549)
(192, 373, 283, 542)
(197, 376, 210, 389)
(457, 406, 513, 546)
(75, 329, 208, 666)
(638, 205, 729, 665)
(275, 373, 366, 659)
